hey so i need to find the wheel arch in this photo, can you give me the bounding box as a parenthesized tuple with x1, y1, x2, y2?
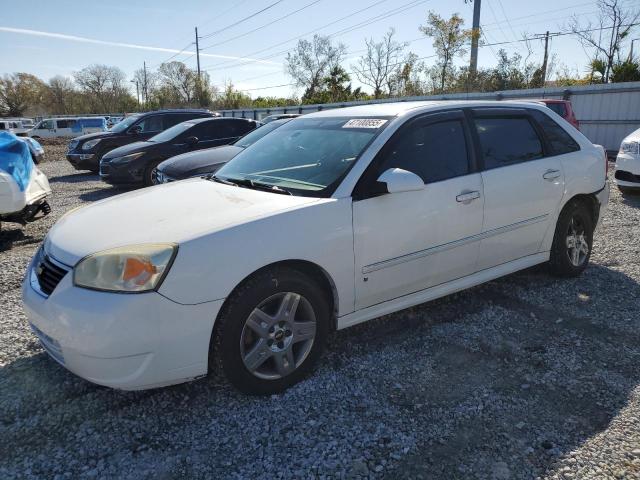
(216, 259, 340, 331)
(559, 192, 600, 227)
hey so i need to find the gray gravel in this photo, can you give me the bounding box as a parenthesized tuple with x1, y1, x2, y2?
(1, 157, 640, 479)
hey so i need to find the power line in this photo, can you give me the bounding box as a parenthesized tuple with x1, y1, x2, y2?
(200, 0, 324, 51)
(199, 0, 394, 71)
(198, 0, 286, 40)
(496, 0, 519, 42)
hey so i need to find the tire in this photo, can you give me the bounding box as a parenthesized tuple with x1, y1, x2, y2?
(143, 160, 163, 187)
(210, 267, 331, 395)
(548, 200, 594, 277)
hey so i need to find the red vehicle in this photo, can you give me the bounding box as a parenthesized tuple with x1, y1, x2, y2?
(536, 99, 580, 130)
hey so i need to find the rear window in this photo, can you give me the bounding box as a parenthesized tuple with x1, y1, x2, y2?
(544, 102, 567, 117)
(474, 117, 543, 169)
(531, 110, 580, 156)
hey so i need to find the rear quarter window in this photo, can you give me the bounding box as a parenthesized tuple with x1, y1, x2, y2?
(531, 110, 580, 155)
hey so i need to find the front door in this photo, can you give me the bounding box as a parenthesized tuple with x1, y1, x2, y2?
(352, 111, 485, 310)
(470, 109, 565, 270)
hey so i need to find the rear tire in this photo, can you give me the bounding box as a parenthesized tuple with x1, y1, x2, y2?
(548, 200, 594, 277)
(143, 160, 163, 186)
(210, 267, 331, 395)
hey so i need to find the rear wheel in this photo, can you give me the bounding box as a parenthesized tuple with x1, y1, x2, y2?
(210, 267, 330, 394)
(549, 200, 594, 277)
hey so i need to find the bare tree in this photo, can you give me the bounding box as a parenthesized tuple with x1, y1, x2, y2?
(569, 0, 640, 82)
(74, 65, 130, 112)
(158, 61, 198, 104)
(352, 29, 407, 98)
(285, 35, 346, 100)
(420, 11, 473, 92)
(47, 76, 76, 114)
(388, 52, 425, 97)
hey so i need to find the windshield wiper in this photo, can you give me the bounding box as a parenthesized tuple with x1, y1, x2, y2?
(225, 176, 292, 195)
(206, 174, 238, 186)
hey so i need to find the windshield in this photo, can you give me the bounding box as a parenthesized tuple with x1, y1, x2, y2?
(110, 115, 140, 133)
(216, 116, 389, 197)
(148, 121, 195, 142)
(233, 121, 286, 148)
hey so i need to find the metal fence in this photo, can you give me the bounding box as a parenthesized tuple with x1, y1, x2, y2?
(219, 81, 640, 153)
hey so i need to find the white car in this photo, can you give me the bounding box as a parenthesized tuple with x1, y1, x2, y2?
(22, 101, 609, 394)
(615, 127, 640, 192)
(28, 117, 107, 139)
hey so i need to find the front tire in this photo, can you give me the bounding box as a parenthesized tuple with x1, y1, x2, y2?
(549, 200, 594, 277)
(210, 267, 330, 395)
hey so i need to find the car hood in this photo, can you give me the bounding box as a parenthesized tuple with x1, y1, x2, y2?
(103, 141, 155, 159)
(158, 145, 243, 178)
(73, 131, 115, 143)
(623, 128, 640, 143)
(45, 179, 320, 266)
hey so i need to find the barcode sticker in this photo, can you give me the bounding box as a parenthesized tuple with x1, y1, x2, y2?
(342, 119, 388, 129)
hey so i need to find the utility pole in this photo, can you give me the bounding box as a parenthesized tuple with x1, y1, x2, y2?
(195, 27, 202, 107)
(143, 61, 148, 107)
(130, 79, 140, 107)
(541, 31, 550, 85)
(469, 0, 481, 76)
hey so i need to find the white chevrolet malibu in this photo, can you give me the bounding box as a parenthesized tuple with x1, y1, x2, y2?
(23, 101, 609, 394)
(614, 127, 640, 193)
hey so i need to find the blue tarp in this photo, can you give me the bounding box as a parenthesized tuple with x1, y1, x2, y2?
(0, 131, 33, 192)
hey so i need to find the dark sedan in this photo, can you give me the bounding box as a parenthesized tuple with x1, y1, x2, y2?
(154, 118, 292, 184)
(100, 117, 259, 186)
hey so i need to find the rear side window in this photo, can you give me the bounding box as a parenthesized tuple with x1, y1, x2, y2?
(474, 117, 543, 169)
(531, 110, 580, 155)
(56, 119, 76, 129)
(379, 120, 469, 183)
(189, 121, 221, 141)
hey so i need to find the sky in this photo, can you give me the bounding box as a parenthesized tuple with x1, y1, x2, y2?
(1, 0, 638, 99)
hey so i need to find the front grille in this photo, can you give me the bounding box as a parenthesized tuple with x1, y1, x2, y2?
(615, 170, 640, 183)
(30, 324, 65, 365)
(36, 255, 70, 296)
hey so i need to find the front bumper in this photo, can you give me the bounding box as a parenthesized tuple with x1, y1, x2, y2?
(614, 152, 640, 186)
(595, 181, 610, 230)
(22, 253, 223, 390)
(67, 153, 98, 171)
(99, 160, 144, 185)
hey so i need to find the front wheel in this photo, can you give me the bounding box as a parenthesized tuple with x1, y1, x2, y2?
(548, 200, 594, 277)
(210, 267, 330, 394)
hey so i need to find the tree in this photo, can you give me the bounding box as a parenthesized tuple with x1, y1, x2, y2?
(47, 76, 76, 114)
(388, 52, 425, 97)
(74, 64, 132, 112)
(0, 73, 47, 116)
(610, 60, 640, 82)
(569, 0, 640, 83)
(157, 61, 198, 105)
(285, 35, 346, 101)
(420, 12, 473, 92)
(212, 82, 253, 110)
(353, 29, 407, 98)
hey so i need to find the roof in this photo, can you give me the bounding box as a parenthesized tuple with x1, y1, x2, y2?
(303, 100, 552, 119)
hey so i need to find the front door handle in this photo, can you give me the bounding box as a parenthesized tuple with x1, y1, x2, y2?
(456, 190, 481, 203)
(543, 169, 561, 181)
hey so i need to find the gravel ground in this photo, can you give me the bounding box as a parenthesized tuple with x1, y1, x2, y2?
(1, 151, 640, 479)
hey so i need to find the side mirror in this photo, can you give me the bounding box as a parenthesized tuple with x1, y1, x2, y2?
(129, 125, 142, 135)
(184, 136, 199, 146)
(376, 168, 424, 194)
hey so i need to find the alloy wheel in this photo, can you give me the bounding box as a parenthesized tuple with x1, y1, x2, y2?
(240, 292, 316, 380)
(566, 216, 589, 267)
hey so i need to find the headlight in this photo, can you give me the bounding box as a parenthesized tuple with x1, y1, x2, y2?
(81, 139, 101, 151)
(620, 141, 640, 155)
(111, 152, 145, 164)
(73, 244, 177, 293)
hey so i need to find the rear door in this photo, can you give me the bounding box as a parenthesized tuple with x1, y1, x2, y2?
(352, 110, 484, 309)
(470, 108, 565, 270)
(55, 119, 75, 137)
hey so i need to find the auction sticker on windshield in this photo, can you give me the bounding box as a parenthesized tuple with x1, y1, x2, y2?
(342, 119, 388, 129)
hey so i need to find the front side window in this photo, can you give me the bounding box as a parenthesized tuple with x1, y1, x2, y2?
(474, 117, 543, 169)
(531, 110, 580, 156)
(216, 117, 388, 196)
(111, 115, 140, 133)
(378, 120, 469, 183)
(148, 121, 195, 142)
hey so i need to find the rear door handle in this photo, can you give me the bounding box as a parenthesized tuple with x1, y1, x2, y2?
(456, 190, 481, 203)
(543, 169, 561, 180)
